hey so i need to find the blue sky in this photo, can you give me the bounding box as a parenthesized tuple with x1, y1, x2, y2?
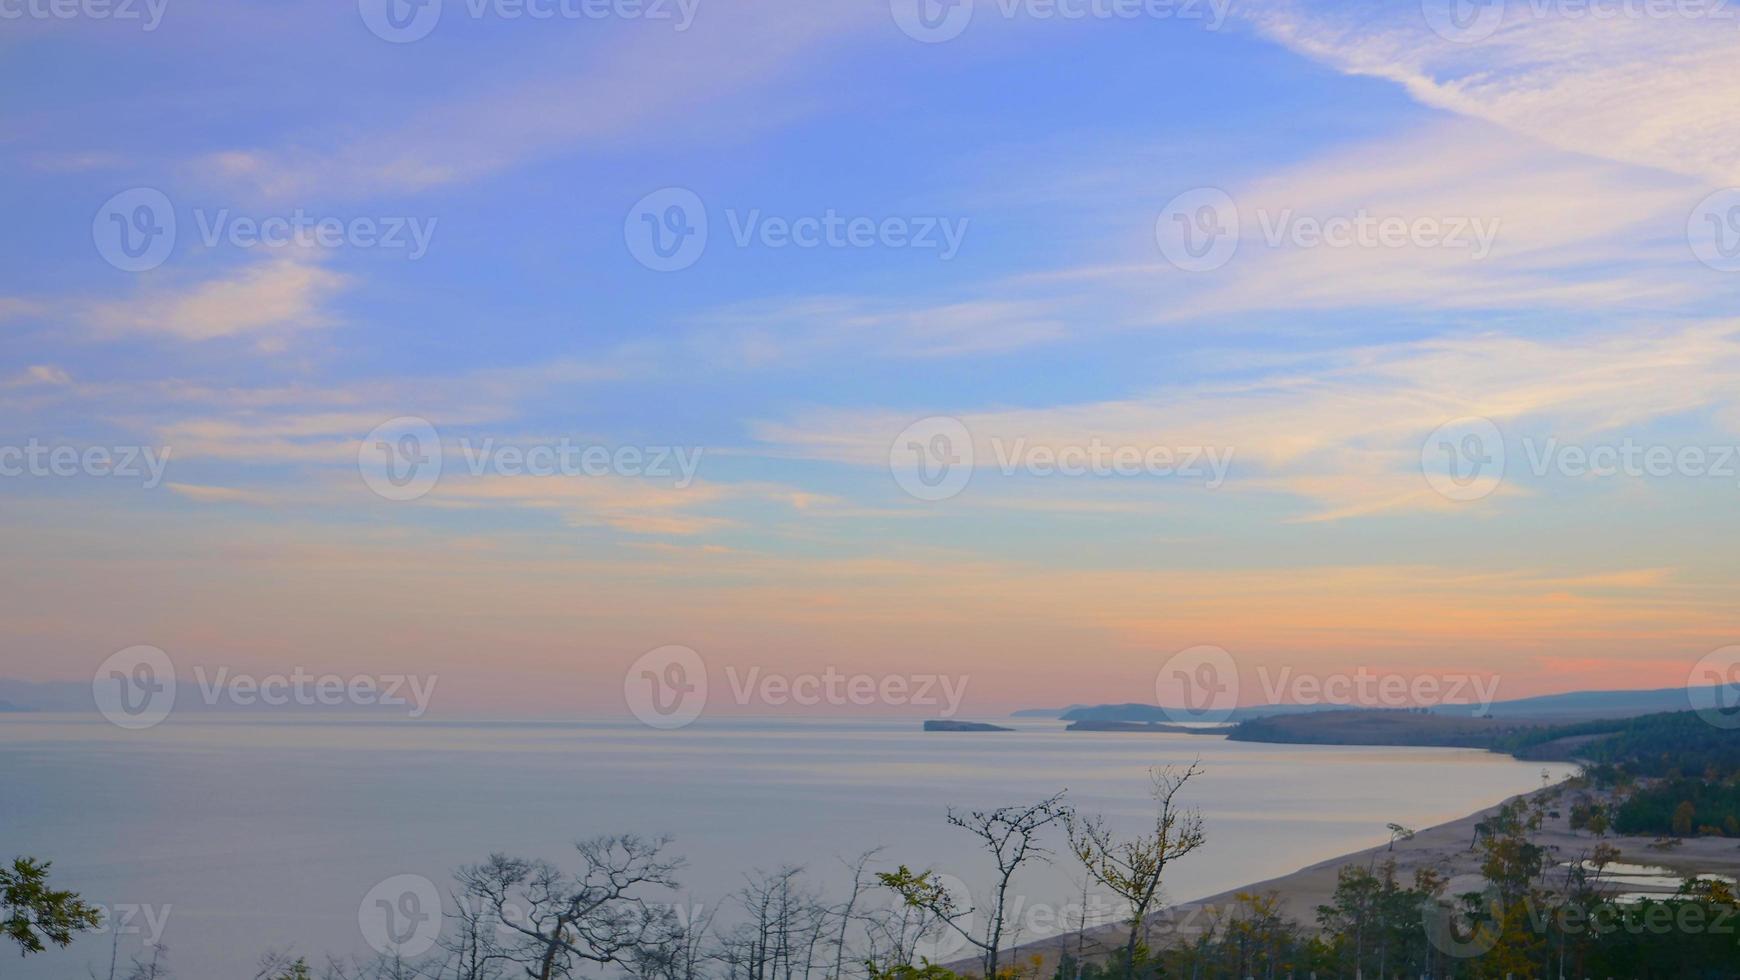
(4, 0, 1740, 714)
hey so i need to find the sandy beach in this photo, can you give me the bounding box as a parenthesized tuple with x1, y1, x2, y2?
(971, 781, 1740, 974)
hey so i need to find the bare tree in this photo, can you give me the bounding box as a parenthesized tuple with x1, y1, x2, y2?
(719, 867, 828, 980)
(119, 944, 170, 980)
(253, 949, 313, 980)
(1383, 824, 1415, 853)
(431, 886, 509, 980)
(1067, 765, 1205, 978)
(457, 835, 684, 980)
(829, 849, 882, 980)
(859, 891, 941, 972)
(639, 897, 714, 980)
(880, 792, 1070, 979)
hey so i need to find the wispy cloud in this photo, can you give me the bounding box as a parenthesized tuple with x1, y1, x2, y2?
(200, 1, 884, 203)
(756, 322, 1740, 520)
(79, 253, 351, 346)
(2, 365, 72, 387)
(429, 474, 738, 536)
(682, 295, 1068, 364)
(1240, 0, 1740, 185)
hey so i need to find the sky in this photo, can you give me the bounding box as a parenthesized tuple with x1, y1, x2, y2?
(3, 0, 1740, 719)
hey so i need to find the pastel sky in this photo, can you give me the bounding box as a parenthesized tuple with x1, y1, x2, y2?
(4, 0, 1739, 717)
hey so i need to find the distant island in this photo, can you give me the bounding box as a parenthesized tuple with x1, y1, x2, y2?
(923, 720, 1012, 732)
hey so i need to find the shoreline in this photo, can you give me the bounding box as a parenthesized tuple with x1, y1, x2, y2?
(959, 779, 1740, 975)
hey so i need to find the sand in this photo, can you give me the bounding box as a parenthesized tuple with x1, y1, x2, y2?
(960, 782, 1740, 974)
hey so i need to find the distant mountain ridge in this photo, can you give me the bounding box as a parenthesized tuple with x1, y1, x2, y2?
(1008, 705, 1087, 717)
(0, 679, 88, 712)
(1018, 685, 1723, 724)
(1476, 685, 1709, 718)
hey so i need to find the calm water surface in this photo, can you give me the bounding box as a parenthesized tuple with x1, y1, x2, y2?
(0, 716, 1571, 979)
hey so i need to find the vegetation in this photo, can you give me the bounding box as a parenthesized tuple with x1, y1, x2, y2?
(880, 792, 1070, 980)
(1226, 710, 1528, 748)
(1504, 710, 1740, 838)
(1065, 764, 1205, 978)
(0, 856, 101, 959)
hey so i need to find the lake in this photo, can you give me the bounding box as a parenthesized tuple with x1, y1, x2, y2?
(0, 716, 1570, 979)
